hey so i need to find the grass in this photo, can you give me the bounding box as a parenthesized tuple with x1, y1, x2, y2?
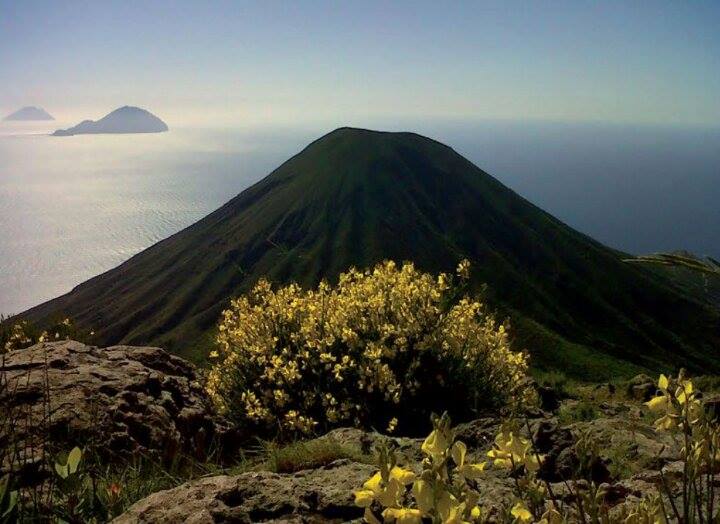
(93, 454, 225, 517)
(557, 399, 599, 425)
(262, 438, 373, 474)
(520, 316, 648, 382)
(532, 369, 576, 398)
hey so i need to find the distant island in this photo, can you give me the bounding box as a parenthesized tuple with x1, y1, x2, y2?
(3, 106, 54, 121)
(52, 106, 168, 136)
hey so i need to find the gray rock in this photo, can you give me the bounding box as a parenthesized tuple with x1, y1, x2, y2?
(113, 459, 375, 524)
(626, 374, 657, 401)
(1, 340, 235, 484)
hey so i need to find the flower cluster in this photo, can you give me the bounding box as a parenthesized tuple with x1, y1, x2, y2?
(486, 424, 558, 523)
(487, 425, 541, 472)
(356, 414, 568, 523)
(645, 372, 702, 431)
(642, 371, 720, 522)
(354, 372, 720, 523)
(206, 260, 532, 434)
(2, 321, 32, 352)
(356, 413, 486, 524)
(1, 317, 89, 353)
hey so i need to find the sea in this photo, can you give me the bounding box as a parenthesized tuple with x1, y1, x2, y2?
(1, 118, 719, 316)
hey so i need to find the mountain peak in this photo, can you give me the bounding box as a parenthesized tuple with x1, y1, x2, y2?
(52, 106, 168, 136)
(114, 105, 152, 114)
(21, 129, 719, 377)
(322, 126, 428, 142)
(3, 106, 54, 121)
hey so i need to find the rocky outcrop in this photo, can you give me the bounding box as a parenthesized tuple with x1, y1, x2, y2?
(0, 340, 234, 484)
(113, 460, 377, 524)
(112, 395, 692, 524)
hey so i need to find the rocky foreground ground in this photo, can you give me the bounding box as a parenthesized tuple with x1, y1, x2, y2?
(0, 341, 236, 485)
(0, 341, 701, 522)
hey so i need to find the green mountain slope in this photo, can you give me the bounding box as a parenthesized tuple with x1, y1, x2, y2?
(18, 128, 720, 378)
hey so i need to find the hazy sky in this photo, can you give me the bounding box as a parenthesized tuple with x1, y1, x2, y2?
(1, 0, 719, 126)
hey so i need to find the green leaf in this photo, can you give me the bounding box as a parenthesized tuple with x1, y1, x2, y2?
(0, 475, 7, 499)
(55, 462, 69, 479)
(67, 447, 82, 474)
(1, 491, 17, 518)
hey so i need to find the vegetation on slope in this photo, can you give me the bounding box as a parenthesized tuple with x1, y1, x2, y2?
(16, 128, 720, 377)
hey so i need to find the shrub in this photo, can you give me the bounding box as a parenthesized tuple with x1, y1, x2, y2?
(206, 260, 534, 436)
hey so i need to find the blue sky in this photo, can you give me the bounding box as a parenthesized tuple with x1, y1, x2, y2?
(1, 0, 719, 126)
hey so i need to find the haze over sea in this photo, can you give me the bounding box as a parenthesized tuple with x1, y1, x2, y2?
(1, 118, 718, 316)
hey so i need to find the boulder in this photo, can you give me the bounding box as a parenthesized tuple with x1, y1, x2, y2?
(0, 340, 234, 484)
(537, 385, 560, 412)
(626, 374, 657, 401)
(702, 394, 720, 421)
(113, 459, 375, 524)
(454, 417, 502, 452)
(114, 457, 517, 523)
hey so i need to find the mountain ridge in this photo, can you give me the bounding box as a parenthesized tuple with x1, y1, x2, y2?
(17, 127, 720, 378)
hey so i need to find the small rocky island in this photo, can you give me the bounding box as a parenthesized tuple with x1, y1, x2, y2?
(52, 106, 168, 136)
(3, 106, 54, 121)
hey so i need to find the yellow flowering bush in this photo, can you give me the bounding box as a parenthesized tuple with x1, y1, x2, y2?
(206, 260, 533, 435)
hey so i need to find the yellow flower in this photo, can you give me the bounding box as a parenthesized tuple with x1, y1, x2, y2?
(387, 417, 398, 433)
(354, 489, 374, 507)
(677, 379, 693, 405)
(459, 462, 487, 479)
(511, 501, 533, 523)
(382, 507, 423, 524)
(654, 414, 677, 432)
(363, 472, 382, 493)
(456, 259, 471, 280)
(376, 478, 402, 507)
(208, 260, 530, 434)
(422, 429, 450, 461)
(389, 466, 416, 485)
(451, 440, 467, 466)
(645, 395, 668, 413)
(487, 428, 539, 471)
